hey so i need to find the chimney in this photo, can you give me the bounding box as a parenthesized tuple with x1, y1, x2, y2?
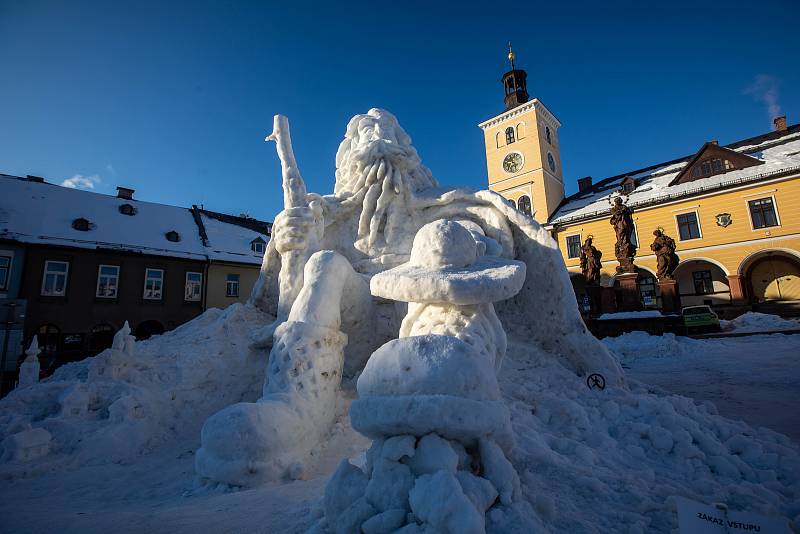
(26, 175, 44, 183)
(709, 140, 719, 145)
(773, 115, 787, 132)
(116, 186, 135, 200)
(577, 176, 593, 192)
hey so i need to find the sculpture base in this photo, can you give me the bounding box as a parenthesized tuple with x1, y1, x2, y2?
(658, 279, 682, 314)
(616, 272, 642, 312)
(586, 285, 604, 316)
(600, 286, 618, 314)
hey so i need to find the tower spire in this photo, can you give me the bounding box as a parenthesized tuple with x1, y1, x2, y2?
(507, 41, 516, 71)
(501, 43, 528, 111)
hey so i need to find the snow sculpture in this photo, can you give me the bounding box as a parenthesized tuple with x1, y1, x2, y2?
(18, 338, 41, 388)
(196, 109, 623, 486)
(111, 320, 136, 357)
(318, 220, 525, 533)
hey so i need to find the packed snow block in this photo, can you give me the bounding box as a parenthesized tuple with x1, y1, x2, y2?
(409, 471, 485, 534)
(405, 433, 458, 476)
(456, 471, 499, 513)
(0, 428, 51, 463)
(365, 458, 414, 512)
(333, 497, 376, 534)
(478, 438, 520, 506)
(361, 508, 406, 534)
(380, 435, 416, 462)
(324, 460, 369, 527)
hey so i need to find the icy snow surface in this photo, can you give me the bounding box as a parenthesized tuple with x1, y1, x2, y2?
(720, 311, 800, 333)
(1, 309, 799, 532)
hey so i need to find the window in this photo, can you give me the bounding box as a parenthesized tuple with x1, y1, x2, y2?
(251, 238, 266, 253)
(748, 197, 778, 229)
(118, 203, 137, 216)
(96, 265, 120, 298)
(676, 212, 701, 240)
(566, 235, 581, 259)
(89, 324, 115, 352)
(621, 178, 636, 193)
(516, 122, 525, 140)
(165, 231, 181, 243)
(185, 272, 202, 302)
(72, 218, 91, 231)
(226, 274, 240, 297)
(37, 324, 60, 356)
(505, 127, 515, 145)
(41, 261, 69, 296)
(143, 268, 164, 300)
(547, 152, 556, 173)
(692, 270, 714, 295)
(546, 126, 552, 144)
(639, 275, 657, 307)
(0, 255, 10, 290)
(496, 132, 504, 148)
(518, 195, 532, 216)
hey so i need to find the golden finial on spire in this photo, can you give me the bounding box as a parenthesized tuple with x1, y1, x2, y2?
(507, 41, 516, 68)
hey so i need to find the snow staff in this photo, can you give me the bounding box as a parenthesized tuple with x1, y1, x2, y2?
(195, 109, 624, 486)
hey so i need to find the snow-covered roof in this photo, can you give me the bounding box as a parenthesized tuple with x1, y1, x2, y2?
(0, 174, 270, 264)
(549, 126, 800, 226)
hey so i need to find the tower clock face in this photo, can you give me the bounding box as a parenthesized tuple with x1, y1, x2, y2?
(503, 152, 523, 173)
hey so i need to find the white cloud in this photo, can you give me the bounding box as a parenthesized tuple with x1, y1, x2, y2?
(744, 74, 782, 120)
(61, 174, 102, 190)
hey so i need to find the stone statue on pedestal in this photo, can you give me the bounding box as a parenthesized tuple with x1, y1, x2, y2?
(579, 236, 602, 285)
(650, 229, 679, 280)
(609, 196, 637, 273)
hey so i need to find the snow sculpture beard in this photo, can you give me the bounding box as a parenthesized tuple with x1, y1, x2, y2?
(333, 108, 438, 254)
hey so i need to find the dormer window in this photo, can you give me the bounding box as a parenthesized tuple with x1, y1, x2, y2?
(119, 203, 137, 216)
(620, 177, 636, 193)
(670, 141, 762, 186)
(165, 231, 181, 242)
(72, 218, 91, 231)
(251, 237, 266, 254)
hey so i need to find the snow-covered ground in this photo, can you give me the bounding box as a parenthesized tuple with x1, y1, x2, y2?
(1, 309, 799, 533)
(720, 311, 800, 333)
(605, 330, 800, 443)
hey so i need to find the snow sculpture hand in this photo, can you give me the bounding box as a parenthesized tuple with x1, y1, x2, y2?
(272, 199, 323, 255)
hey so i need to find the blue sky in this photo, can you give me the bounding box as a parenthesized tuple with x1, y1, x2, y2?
(2, 0, 798, 222)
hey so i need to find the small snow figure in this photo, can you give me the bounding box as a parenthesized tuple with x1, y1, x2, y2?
(111, 321, 136, 358)
(18, 337, 42, 388)
(321, 220, 526, 533)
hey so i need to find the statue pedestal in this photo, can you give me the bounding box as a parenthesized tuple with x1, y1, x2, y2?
(600, 287, 617, 314)
(586, 285, 603, 316)
(616, 272, 642, 312)
(658, 279, 682, 314)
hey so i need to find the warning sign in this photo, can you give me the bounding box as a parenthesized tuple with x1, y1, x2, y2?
(675, 497, 789, 533)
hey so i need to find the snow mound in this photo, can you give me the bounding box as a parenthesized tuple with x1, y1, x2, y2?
(0, 303, 267, 478)
(601, 331, 701, 364)
(721, 312, 800, 333)
(500, 332, 800, 532)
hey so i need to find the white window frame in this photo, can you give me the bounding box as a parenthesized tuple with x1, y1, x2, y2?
(41, 260, 70, 296)
(0, 253, 12, 291)
(745, 194, 781, 231)
(96, 264, 120, 299)
(185, 271, 202, 302)
(143, 268, 164, 300)
(565, 233, 582, 259)
(226, 273, 240, 298)
(674, 209, 703, 242)
(251, 240, 265, 254)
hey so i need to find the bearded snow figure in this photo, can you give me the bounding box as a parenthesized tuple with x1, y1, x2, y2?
(195, 109, 623, 486)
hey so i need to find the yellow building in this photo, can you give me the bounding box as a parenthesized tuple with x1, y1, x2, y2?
(481, 54, 800, 315)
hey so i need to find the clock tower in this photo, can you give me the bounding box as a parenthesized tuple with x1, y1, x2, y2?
(479, 45, 565, 222)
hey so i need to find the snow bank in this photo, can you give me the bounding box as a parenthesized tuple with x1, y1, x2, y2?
(601, 331, 701, 364)
(721, 312, 800, 333)
(0, 304, 267, 478)
(500, 333, 800, 532)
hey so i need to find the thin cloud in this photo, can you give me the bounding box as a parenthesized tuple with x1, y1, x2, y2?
(744, 74, 782, 120)
(61, 174, 102, 190)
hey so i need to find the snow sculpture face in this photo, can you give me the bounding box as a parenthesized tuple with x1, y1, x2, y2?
(333, 108, 437, 197)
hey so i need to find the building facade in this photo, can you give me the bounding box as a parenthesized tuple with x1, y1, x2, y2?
(481, 54, 800, 315)
(0, 174, 271, 391)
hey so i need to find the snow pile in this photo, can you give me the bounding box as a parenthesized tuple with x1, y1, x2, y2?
(499, 332, 800, 532)
(721, 312, 800, 333)
(601, 331, 701, 364)
(597, 310, 663, 321)
(0, 303, 267, 478)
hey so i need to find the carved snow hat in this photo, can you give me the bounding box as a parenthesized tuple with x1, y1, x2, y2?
(370, 219, 526, 305)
